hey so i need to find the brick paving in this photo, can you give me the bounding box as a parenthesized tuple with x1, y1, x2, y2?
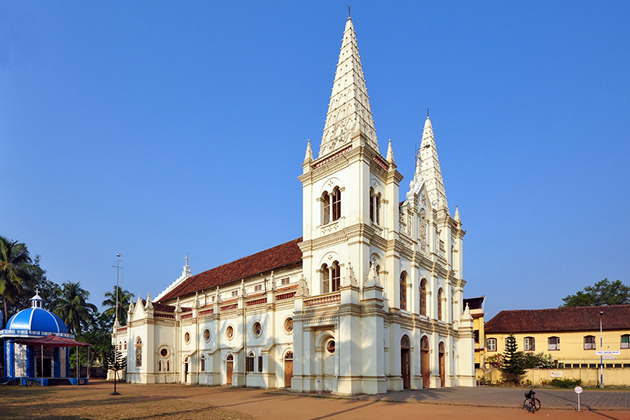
(353, 387, 630, 410)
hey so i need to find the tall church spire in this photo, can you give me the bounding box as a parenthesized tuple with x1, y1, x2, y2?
(420, 115, 449, 211)
(319, 17, 378, 158)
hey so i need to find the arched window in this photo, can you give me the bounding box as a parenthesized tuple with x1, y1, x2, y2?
(420, 278, 427, 316)
(331, 261, 341, 292)
(200, 354, 206, 372)
(322, 192, 331, 225)
(584, 335, 596, 350)
(246, 351, 255, 372)
(332, 187, 341, 221)
(437, 288, 444, 321)
(135, 337, 142, 367)
(524, 336, 535, 351)
(321, 263, 330, 293)
(370, 188, 381, 224)
(400, 272, 407, 311)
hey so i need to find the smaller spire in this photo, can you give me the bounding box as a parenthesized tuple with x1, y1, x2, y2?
(386, 139, 395, 164)
(304, 139, 313, 164)
(455, 206, 461, 223)
(30, 290, 43, 308)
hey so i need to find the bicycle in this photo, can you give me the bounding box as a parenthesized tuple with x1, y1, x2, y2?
(523, 387, 541, 413)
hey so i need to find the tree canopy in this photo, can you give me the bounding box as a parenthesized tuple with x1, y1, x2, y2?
(53, 281, 98, 335)
(102, 285, 134, 326)
(561, 279, 630, 307)
(0, 236, 42, 325)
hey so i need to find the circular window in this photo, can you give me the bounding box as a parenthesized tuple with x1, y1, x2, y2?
(226, 325, 234, 340)
(203, 329, 211, 342)
(253, 321, 262, 337)
(160, 348, 168, 357)
(326, 339, 335, 354)
(284, 317, 293, 334)
(184, 332, 190, 343)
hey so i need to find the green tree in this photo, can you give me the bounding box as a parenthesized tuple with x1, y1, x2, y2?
(0, 236, 41, 325)
(102, 286, 134, 326)
(77, 311, 114, 371)
(502, 334, 526, 384)
(561, 279, 630, 307)
(53, 281, 97, 335)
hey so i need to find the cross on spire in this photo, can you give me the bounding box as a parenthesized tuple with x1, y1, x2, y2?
(184, 254, 190, 266)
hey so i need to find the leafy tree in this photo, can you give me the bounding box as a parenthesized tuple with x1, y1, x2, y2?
(77, 311, 114, 371)
(102, 286, 134, 326)
(53, 281, 97, 335)
(522, 352, 556, 369)
(0, 236, 41, 325)
(562, 279, 630, 307)
(502, 334, 526, 384)
(104, 347, 127, 394)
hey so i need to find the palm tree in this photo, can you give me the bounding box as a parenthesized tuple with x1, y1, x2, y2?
(53, 281, 97, 335)
(102, 286, 134, 326)
(0, 236, 40, 325)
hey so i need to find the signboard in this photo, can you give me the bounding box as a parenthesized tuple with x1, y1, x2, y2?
(596, 351, 621, 355)
(550, 371, 563, 378)
(574, 386, 583, 394)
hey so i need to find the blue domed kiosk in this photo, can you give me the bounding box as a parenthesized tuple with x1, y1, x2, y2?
(1, 291, 90, 386)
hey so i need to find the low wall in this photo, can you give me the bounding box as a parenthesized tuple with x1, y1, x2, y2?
(477, 367, 630, 387)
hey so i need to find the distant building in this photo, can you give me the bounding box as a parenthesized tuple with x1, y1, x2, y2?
(464, 297, 485, 369)
(484, 305, 630, 385)
(116, 15, 475, 395)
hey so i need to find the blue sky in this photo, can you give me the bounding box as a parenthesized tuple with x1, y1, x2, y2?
(2, 1, 629, 319)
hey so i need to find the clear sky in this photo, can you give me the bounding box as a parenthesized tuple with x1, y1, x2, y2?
(2, 1, 629, 320)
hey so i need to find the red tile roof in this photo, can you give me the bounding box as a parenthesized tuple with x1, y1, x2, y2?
(485, 305, 630, 334)
(159, 238, 303, 302)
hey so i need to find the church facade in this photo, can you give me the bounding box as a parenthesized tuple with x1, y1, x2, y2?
(116, 16, 475, 395)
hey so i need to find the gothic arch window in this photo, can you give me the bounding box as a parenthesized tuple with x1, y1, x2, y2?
(135, 337, 142, 367)
(200, 354, 206, 372)
(331, 261, 341, 292)
(401, 334, 410, 349)
(437, 288, 444, 321)
(332, 187, 341, 221)
(246, 351, 255, 372)
(321, 263, 330, 293)
(321, 261, 341, 293)
(400, 271, 408, 311)
(420, 278, 427, 316)
(370, 187, 381, 224)
(322, 192, 331, 225)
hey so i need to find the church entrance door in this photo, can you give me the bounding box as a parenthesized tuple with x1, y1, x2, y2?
(226, 354, 233, 385)
(421, 336, 430, 388)
(184, 357, 189, 383)
(439, 342, 445, 387)
(284, 351, 293, 388)
(400, 335, 411, 389)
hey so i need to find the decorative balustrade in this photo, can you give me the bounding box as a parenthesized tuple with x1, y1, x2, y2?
(304, 293, 341, 307)
(276, 292, 296, 301)
(246, 297, 268, 307)
(221, 303, 238, 311)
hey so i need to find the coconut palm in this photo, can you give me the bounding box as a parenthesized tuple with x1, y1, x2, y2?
(53, 281, 97, 335)
(0, 236, 40, 325)
(102, 286, 134, 325)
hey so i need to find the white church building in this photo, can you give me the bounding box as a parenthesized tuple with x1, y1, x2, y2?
(116, 16, 475, 395)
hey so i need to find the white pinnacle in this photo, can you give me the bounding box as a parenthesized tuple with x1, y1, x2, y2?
(420, 115, 449, 211)
(319, 17, 378, 158)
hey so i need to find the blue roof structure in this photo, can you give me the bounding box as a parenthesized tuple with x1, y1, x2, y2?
(6, 308, 68, 334)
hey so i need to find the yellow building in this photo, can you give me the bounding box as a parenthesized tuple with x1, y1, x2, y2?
(464, 297, 485, 369)
(483, 305, 630, 385)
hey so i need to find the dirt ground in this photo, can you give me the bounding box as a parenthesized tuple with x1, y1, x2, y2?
(2, 380, 629, 420)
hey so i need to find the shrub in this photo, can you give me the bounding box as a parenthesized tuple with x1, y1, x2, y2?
(550, 378, 582, 388)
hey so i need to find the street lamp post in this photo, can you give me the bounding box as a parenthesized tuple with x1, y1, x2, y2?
(599, 310, 604, 388)
(112, 253, 123, 396)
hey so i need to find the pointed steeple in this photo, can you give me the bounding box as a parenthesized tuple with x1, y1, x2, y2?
(455, 206, 461, 223)
(420, 115, 449, 211)
(319, 17, 378, 157)
(304, 139, 313, 164)
(386, 139, 395, 164)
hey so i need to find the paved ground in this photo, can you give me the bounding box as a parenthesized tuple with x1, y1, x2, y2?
(86, 380, 630, 420)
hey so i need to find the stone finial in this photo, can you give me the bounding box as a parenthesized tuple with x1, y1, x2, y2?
(365, 261, 380, 287)
(461, 303, 472, 321)
(175, 297, 182, 313)
(194, 292, 200, 308)
(271, 271, 277, 291)
(455, 206, 461, 223)
(343, 262, 357, 287)
(145, 293, 153, 309)
(127, 299, 134, 314)
(387, 139, 395, 164)
(304, 139, 313, 164)
(215, 286, 222, 304)
(240, 279, 247, 298)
